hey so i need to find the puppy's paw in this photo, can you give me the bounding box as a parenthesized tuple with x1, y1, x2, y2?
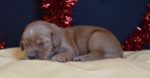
(50, 52, 73, 62)
(73, 56, 86, 62)
(51, 56, 67, 62)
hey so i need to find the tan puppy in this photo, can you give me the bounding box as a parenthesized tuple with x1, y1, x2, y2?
(20, 21, 123, 62)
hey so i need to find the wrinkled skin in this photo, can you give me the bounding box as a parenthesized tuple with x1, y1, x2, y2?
(20, 21, 57, 60)
(20, 20, 123, 62)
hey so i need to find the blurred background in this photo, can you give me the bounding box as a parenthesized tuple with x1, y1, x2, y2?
(0, 0, 148, 48)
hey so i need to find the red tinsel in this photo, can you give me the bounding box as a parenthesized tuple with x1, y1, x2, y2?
(0, 33, 6, 49)
(122, 3, 150, 51)
(41, 0, 77, 28)
(0, 41, 6, 49)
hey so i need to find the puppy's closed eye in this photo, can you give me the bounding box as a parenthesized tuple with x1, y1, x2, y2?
(37, 39, 50, 47)
(37, 41, 45, 47)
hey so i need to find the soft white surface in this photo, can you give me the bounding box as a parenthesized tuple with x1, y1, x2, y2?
(0, 48, 150, 78)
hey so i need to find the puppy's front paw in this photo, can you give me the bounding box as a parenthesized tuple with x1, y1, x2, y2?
(51, 56, 66, 62)
(73, 56, 86, 62)
(51, 52, 73, 62)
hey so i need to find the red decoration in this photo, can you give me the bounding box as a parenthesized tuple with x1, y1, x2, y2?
(0, 33, 6, 49)
(0, 41, 6, 49)
(41, 0, 77, 28)
(122, 3, 150, 51)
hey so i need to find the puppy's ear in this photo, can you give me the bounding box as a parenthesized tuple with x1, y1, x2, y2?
(50, 31, 60, 48)
(48, 23, 61, 48)
(20, 41, 24, 51)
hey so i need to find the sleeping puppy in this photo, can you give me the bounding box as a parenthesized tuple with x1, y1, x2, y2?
(20, 21, 123, 62)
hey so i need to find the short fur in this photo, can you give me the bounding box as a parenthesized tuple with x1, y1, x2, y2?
(20, 21, 123, 62)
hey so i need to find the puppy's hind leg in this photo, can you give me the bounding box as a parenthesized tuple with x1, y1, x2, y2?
(73, 51, 104, 61)
(73, 32, 105, 61)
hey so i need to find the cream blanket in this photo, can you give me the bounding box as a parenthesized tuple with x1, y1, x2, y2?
(0, 48, 150, 78)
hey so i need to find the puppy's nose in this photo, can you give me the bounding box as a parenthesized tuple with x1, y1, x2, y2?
(28, 55, 36, 59)
(28, 52, 36, 59)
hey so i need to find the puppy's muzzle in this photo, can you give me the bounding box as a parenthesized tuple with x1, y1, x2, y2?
(28, 52, 36, 59)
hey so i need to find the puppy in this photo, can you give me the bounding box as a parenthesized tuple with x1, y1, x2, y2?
(20, 21, 123, 62)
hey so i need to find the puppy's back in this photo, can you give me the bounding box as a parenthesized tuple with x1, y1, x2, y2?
(72, 26, 122, 57)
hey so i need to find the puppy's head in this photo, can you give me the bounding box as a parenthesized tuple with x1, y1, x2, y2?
(20, 21, 60, 60)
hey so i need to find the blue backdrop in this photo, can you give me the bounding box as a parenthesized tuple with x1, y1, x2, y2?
(0, 0, 148, 48)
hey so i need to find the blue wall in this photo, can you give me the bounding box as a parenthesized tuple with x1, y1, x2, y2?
(73, 0, 148, 43)
(0, 0, 148, 48)
(0, 0, 42, 47)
